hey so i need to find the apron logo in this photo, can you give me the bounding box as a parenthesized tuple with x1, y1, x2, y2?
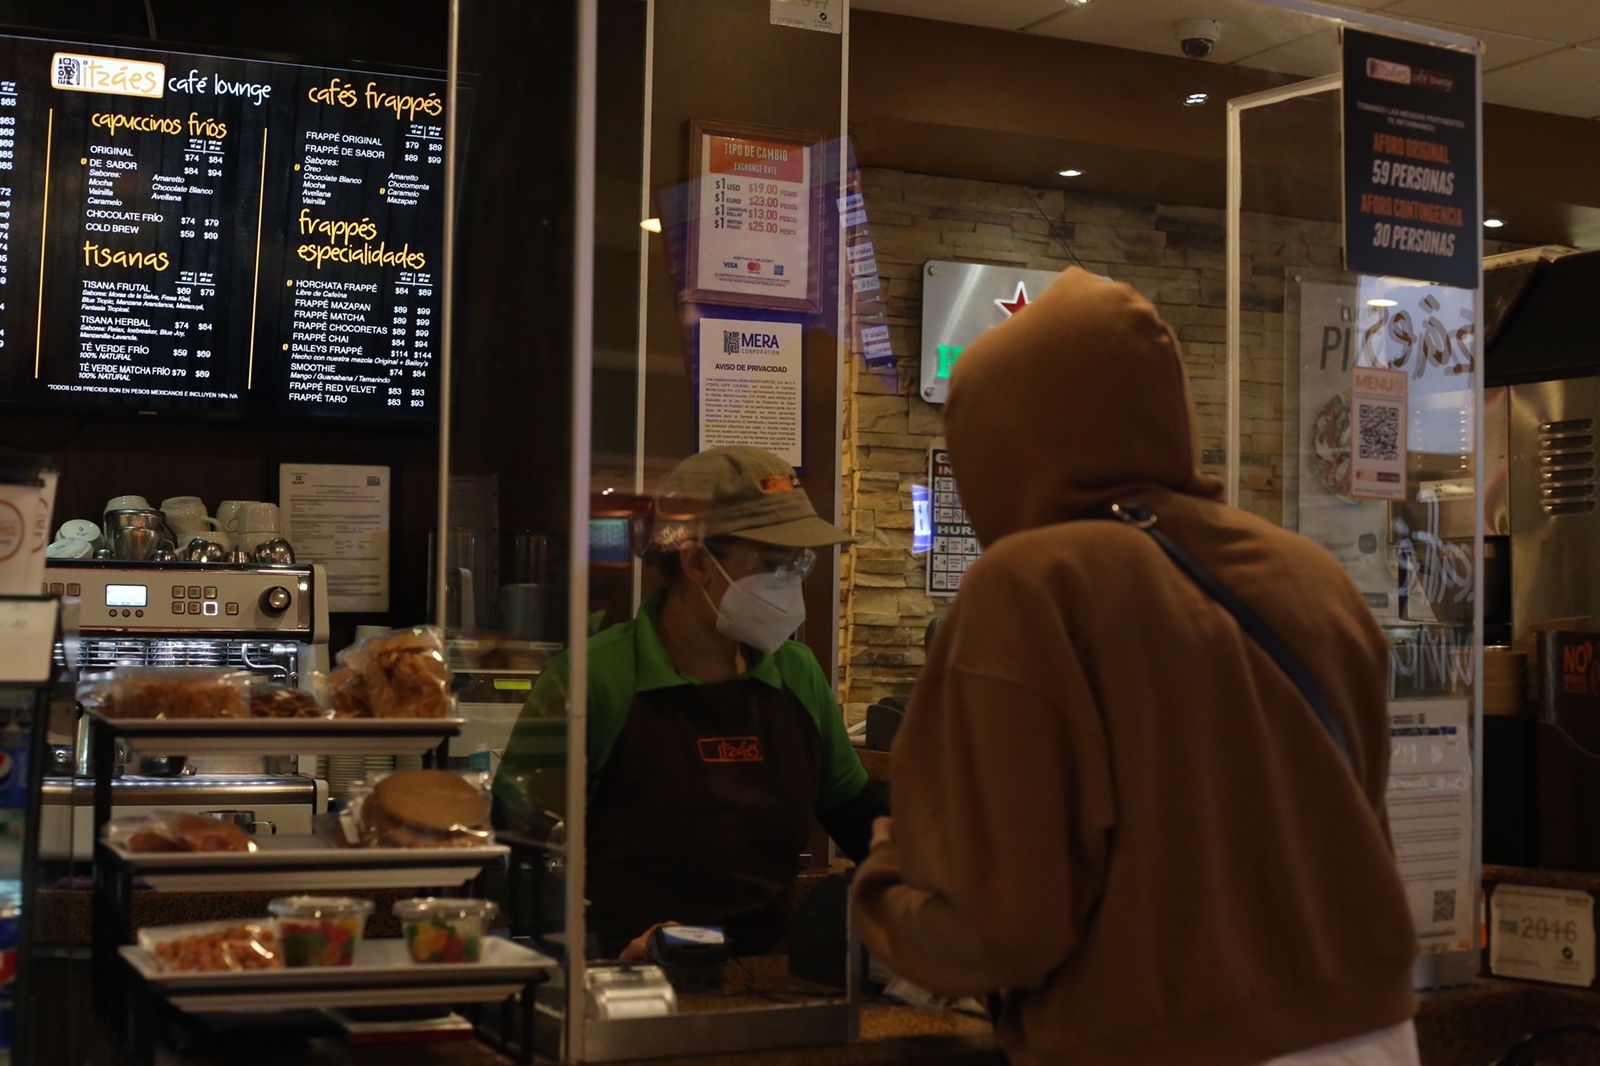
(698, 736, 764, 763)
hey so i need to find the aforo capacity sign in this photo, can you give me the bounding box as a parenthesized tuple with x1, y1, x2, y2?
(1342, 29, 1479, 289)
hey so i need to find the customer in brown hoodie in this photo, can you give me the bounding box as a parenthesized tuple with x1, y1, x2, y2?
(852, 268, 1418, 1066)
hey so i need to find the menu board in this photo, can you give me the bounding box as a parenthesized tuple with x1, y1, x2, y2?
(0, 33, 446, 423)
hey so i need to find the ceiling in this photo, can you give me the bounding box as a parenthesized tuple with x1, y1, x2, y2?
(852, 0, 1600, 120)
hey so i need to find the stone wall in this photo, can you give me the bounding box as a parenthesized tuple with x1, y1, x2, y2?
(835, 166, 1506, 722)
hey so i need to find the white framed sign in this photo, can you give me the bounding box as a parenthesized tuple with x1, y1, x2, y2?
(278, 463, 391, 613)
(687, 120, 822, 313)
(696, 318, 804, 468)
(1490, 884, 1596, 988)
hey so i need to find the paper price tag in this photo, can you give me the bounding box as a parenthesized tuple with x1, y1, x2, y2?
(1490, 884, 1596, 987)
(0, 598, 58, 684)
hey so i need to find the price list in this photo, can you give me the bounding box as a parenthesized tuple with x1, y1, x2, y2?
(0, 34, 447, 421)
(0, 79, 13, 358)
(71, 118, 235, 397)
(691, 128, 815, 311)
(279, 93, 445, 417)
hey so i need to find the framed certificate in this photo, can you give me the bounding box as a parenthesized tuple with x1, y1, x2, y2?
(686, 119, 824, 313)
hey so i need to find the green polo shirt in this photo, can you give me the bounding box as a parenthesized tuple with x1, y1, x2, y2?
(492, 589, 867, 825)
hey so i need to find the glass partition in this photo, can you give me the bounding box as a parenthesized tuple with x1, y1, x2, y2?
(443, 1, 1489, 1060)
(1227, 6, 1484, 990)
(445, 0, 857, 1060)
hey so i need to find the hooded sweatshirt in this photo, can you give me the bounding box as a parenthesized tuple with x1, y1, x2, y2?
(852, 268, 1417, 1066)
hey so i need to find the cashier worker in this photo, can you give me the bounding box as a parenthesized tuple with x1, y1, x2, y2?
(494, 446, 885, 959)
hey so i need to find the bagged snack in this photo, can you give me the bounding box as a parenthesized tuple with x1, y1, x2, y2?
(355, 769, 492, 848)
(249, 683, 330, 719)
(108, 667, 251, 720)
(330, 627, 452, 719)
(326, 667, 373, 719)
(138, 920, 282, 972)
(104, 811, 257, 854)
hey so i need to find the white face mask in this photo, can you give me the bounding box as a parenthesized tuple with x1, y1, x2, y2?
(700, 551, 807, 654)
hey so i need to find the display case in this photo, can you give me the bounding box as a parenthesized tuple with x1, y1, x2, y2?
(85, 713, 552, 1064)
(0, 596, 63, 1066)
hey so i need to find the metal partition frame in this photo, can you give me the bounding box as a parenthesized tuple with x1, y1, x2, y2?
(1226, 0, 1486, 992)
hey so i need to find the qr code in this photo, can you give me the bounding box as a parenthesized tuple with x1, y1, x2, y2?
(1433, 889, 1456, 924)
(56, 56, 82, 87)
(722, 330, 740, 356)
(1358, 403, 1400, 461)
(1498, 918, 1520, 937)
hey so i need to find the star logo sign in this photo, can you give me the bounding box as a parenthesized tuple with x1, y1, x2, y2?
(995, 282, 1030, 317)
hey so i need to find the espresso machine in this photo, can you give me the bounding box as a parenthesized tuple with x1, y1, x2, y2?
(38, 559, 330, 860)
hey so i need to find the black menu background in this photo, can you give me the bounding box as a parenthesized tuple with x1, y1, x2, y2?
(0, 33, 446, 422)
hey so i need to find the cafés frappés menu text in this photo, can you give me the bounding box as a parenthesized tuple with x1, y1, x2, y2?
(0, 35, 445, 421)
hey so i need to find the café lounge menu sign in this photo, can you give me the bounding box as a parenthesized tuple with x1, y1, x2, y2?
(688, 119, 821, 313)
(1342, 29, 1478, 289)
(0, 34, 446, 419)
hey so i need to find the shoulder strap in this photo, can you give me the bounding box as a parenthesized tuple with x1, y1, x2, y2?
(1085, 503, 1353, 770)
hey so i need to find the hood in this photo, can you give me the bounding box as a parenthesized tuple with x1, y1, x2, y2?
(944, 267, 1221, 547)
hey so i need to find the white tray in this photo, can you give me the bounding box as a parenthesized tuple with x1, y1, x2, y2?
(90, 715, 463, 756)
(106, 834, 508, 891)
(121, 938, 555, 1012)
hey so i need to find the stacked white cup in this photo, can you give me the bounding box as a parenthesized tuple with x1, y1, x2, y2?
(219, 501, 281, 556)
(161, 496, 231, 551)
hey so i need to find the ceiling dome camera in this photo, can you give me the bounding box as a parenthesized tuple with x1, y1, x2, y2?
(1174, 18, 1223, 60)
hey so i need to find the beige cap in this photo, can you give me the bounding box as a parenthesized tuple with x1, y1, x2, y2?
(653, 446, 849, 550)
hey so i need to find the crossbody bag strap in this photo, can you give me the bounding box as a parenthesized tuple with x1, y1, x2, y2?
(1086, 503, 1353, 770)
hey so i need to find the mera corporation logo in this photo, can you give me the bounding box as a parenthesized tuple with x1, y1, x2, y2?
(51, 52, 164, 99)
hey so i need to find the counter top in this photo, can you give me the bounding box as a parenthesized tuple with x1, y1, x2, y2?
(59, 974, 1600, 1065)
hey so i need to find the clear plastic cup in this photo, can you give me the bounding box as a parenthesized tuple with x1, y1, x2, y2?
(268, 896, 373, 967)
(393, 897, 499, 963)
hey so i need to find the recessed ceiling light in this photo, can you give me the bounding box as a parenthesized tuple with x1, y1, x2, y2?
(1484, 217, 1505, 228)
(1064, 0, 1090, 6)
(1184, 92, 1209, 106)
(1367, 298, 1399, 307)
(640, 217, 662, 233)
(1058, 169, 1083, 178)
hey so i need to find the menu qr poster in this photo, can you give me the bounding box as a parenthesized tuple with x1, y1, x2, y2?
(927, 446, 979, 596)
(1342, 29, 1479, 288)
(1350, 366, 1407, 501)
(688, 120, 820, 312)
